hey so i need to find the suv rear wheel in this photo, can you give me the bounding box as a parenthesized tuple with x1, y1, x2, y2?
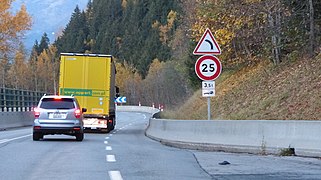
(75, 133, 84, 141)
(33, 132, 43, 141)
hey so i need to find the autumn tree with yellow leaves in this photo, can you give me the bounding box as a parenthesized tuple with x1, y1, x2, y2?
(0, 1, 31, 54)
(30, 45, 59, 93)
(191, 0, 320, 65)
(116, 59, 190, 107)
(115, 60, 143, 104)
(7, 44, 29, 89)
(0, 1, 31, 89)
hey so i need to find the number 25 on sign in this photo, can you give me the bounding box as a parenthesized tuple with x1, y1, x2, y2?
(195, 55, 222, 81)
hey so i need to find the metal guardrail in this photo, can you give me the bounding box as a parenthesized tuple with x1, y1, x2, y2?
(0, 88, 45, 112)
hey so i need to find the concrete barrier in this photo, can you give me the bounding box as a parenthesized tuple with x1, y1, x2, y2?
(116, 105, 160, 115)
(116, 106, 321, 158)
(0, 111, 34, 130)
(0, 105, 158, 130)
(146, 119, 321, 157)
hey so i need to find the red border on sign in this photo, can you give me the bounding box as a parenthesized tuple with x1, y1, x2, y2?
(193, 28, 221, 55)
(195, 55, 222, 81)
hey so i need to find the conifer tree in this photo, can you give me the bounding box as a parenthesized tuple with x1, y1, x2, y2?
(55, 0, 180, 76)
(38, 33, 50, 54)
(55, 6, 88, 53)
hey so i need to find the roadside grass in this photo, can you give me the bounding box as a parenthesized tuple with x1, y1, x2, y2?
(164, 55, 321, 120)
(279, 147, 296, 156)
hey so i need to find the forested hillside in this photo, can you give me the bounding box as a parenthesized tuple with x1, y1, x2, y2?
(1, 0, 321, 118)
(51, 0, 189, 108)
(54, 0, 179, 77)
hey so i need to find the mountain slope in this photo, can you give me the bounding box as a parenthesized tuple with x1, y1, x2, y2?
(166, 56, 321, 120)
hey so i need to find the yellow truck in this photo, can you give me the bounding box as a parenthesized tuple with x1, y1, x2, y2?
(59, 53, 118, 132)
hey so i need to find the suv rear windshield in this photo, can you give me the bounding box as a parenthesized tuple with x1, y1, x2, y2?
(39, 98, 75, 109)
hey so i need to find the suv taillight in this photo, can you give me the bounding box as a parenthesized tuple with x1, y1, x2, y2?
(74, 109, 81, 118)
(34, 108, 40, 118)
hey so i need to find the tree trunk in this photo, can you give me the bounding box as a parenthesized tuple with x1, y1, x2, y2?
(275, 7, 281, 64)
(268, 3, 281, 65)
(268, 13, 278, 64)
(309, 0, 315, 56)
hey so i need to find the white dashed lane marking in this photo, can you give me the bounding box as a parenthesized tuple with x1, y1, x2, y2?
(108, 171, 123, 180)
(106, 155, 116, 162)
(106, 120, 143, 180)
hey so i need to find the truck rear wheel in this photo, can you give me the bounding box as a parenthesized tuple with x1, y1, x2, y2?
(107, 117, 115, 132)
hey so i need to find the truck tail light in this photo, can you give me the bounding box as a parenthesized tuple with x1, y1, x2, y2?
(98, 120, 107, 125)
(74, 109, 81, 118)
(34, 108, 40, 118)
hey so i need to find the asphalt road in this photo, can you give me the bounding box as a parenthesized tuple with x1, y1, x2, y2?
(0, 111, 321, 180)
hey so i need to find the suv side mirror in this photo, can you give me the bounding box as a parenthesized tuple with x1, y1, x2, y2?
(82, 108, 87, 113)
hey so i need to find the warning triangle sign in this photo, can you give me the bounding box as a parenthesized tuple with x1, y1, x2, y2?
(193, 28, 221, 55)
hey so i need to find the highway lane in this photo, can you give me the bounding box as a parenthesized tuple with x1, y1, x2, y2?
(0, 112, 210, 180)
(1, 111, 321, 180)
(106, 112, 210, 180)
(0, 128, 110, 179)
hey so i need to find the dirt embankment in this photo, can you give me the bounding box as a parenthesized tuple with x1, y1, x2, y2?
(168, 56, 321, 120)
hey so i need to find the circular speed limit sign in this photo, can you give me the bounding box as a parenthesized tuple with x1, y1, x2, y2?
(195, 55, 222, 81)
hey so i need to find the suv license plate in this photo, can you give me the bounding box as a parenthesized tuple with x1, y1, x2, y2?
(53, 113, 62, 119)
(49, 113, 66, 119)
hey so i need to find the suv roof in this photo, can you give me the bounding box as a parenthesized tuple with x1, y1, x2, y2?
(40, 95, 75, 99)
(38, 95, 78, 109)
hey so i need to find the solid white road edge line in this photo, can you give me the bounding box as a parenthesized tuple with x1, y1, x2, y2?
(108, 171, 123, 180)
(106, 155, 116, 162)
(0, 134, 31, 144)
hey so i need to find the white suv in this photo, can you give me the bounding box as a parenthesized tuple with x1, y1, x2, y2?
(33, 95, 86, 141)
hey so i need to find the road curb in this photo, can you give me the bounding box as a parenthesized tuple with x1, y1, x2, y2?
(145, 132, 281, 155)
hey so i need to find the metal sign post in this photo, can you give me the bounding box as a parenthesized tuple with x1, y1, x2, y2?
(202, 81, 215, 120)
(207, 97, 211, 120)
(193, 28, 222, 120)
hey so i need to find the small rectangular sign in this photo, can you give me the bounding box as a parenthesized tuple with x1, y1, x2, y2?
(202, 81, 215, 89)
(202, 81, 215, 97)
